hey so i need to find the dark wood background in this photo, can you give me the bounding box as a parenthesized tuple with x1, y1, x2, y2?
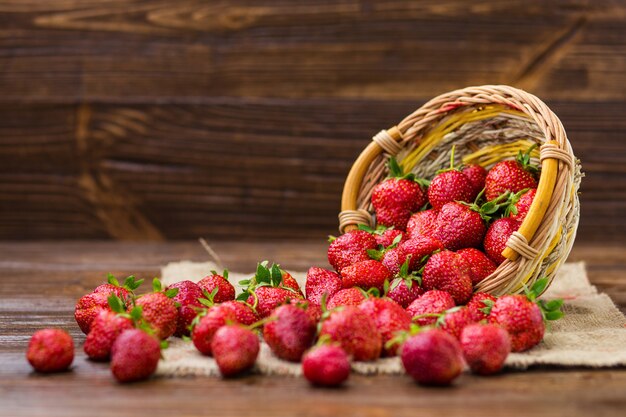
(2, 0, 626, 242)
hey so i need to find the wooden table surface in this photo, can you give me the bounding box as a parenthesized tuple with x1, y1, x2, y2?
(1, 241, 625, 417)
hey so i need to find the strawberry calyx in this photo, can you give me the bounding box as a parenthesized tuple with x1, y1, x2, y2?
(435, 145, 462, 174)
(150, 278, 180, 299)
(107, 294, 161, 341)
(236, 261, 300, 303)
(386, 157, 429, 187)
(523, 277, 564, 321)
(386, 256, 422, 295)
(516, 144, 540, 175)
(461, 189, 512, 222)
(107, 273, 144, 293)
(503, 188, 532, 217)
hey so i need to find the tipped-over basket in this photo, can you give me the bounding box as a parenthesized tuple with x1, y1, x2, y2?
(339, 85, 582, 296)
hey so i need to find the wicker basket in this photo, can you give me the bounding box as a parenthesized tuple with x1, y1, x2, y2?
(339, 85, 582, 296)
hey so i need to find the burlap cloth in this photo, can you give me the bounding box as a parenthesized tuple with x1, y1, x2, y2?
(156, 262, 626, 378)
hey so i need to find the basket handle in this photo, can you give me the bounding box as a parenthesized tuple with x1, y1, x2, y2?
(339, 126, 403, 233)
(502, 140, 561, 261)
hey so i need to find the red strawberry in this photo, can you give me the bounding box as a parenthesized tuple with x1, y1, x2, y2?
(462, 164, 488, 199)
(84, 309, 133, 361)
(406, 290, 455, 325)
(508, 188, 536, 221)
(489, 294, 545, 352)
(26, 329, 74, 373)
(387, 278, 423, 309)
(287, 299, 322, 324)
(406, 209, 439, 239)
(374, 228, 405, 248)
(457, 248, 497, 285)
(263, 304, 316, 362)
(93, 284, 130, 300)
(110, 329, 160, 383)
(358, 298, 411, 356)
(74, 292, 111, 334)
(211, 325, 260, 377)
(327, 287, 366, 309)
(327, 230, 377, 272)
(341, 260, 391, 292)
(460, 323, 511, 375)
(428, 150, 475, 211)
(167, 280, 204, 337)
(319, 306, 382, 361)
(242, 262, 303, 318)
(397, 235, 444, 271)
(372, 157, 428, 230)
(400, 328, 464, 385)
(219, 301, 258, 326)
(484, 218, 521, 265)
(134, 279, 179, 340)
(485, 148, 539, 201)
(197, 270, 235, 303)
(381, 247, 403, 276)
(466, 292, 497, 322)
(191, 305, 237, 356)
(305, 267, 342, 306)
(422, 250, 473, 305)
(433, 202, 486, 250)
(437, 307, 475, 339)
(302, 344, 350, 387)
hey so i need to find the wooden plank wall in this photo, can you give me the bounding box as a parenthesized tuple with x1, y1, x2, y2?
(1, 0, 625, 241)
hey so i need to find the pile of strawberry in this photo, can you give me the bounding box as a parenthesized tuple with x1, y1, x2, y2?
(25, 146, 564, 387)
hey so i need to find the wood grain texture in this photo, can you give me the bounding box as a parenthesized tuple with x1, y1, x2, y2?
(1, 0, 626, 241)
(0, 241, 624, 417)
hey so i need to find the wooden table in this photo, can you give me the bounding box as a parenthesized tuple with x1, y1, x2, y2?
(1, 241, 625, 417)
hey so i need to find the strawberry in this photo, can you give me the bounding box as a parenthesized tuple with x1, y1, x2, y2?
(485, 147, 539, 201)
(422, 250, 473, 305)
(436, 306, 475, 339)
(358, 297, 411, 356)
(466, 292, 497, 322)
(326, 287, 366, 309)
(428, 149, 474, 210)
(507, 188, 536, 221)
(371, 157, 428, 230)
(397, 235, 444, 271)
(380, 247, 403, 276)
(305, 267, 342, 306)
(26, 329, 74, 373)
(433, 202, 486, 250)
(406, 209, 439, 239)
(488, 278, 564, 352)
(319, 306, 382, 361)
(375, 228, 405, 248)
(191, 305, 237, 356)
(327, 230, 377, 272)
(263, 304, 316, 362)
(302, 344, 350, 387)
(457, 248, 497, 285)
(462, 164, 488, 198)
(219, 301, 258, 326)
(484, 217, 521, 265)
(197, 270, 235, 303)
(134, 278, 179, 340)
(387, 278, 423, 309)
(341, 259, 391, 292)
(460, 323, 511, 375)
(240, 262, 303, 318)
(84, 305, 133, 361)
(110, 329, 161, 383)
(167, 280, 204, 337)
(489, 295, 544, 352)
(406, 290, 455, 325)
(74, 292, 111, 334)
(400, 328, 464, 385)
(211, 325, 260, 377)
(287, 299, 322, 324)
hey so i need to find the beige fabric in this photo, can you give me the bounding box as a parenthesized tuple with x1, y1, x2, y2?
(156, 262, 626, 378)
